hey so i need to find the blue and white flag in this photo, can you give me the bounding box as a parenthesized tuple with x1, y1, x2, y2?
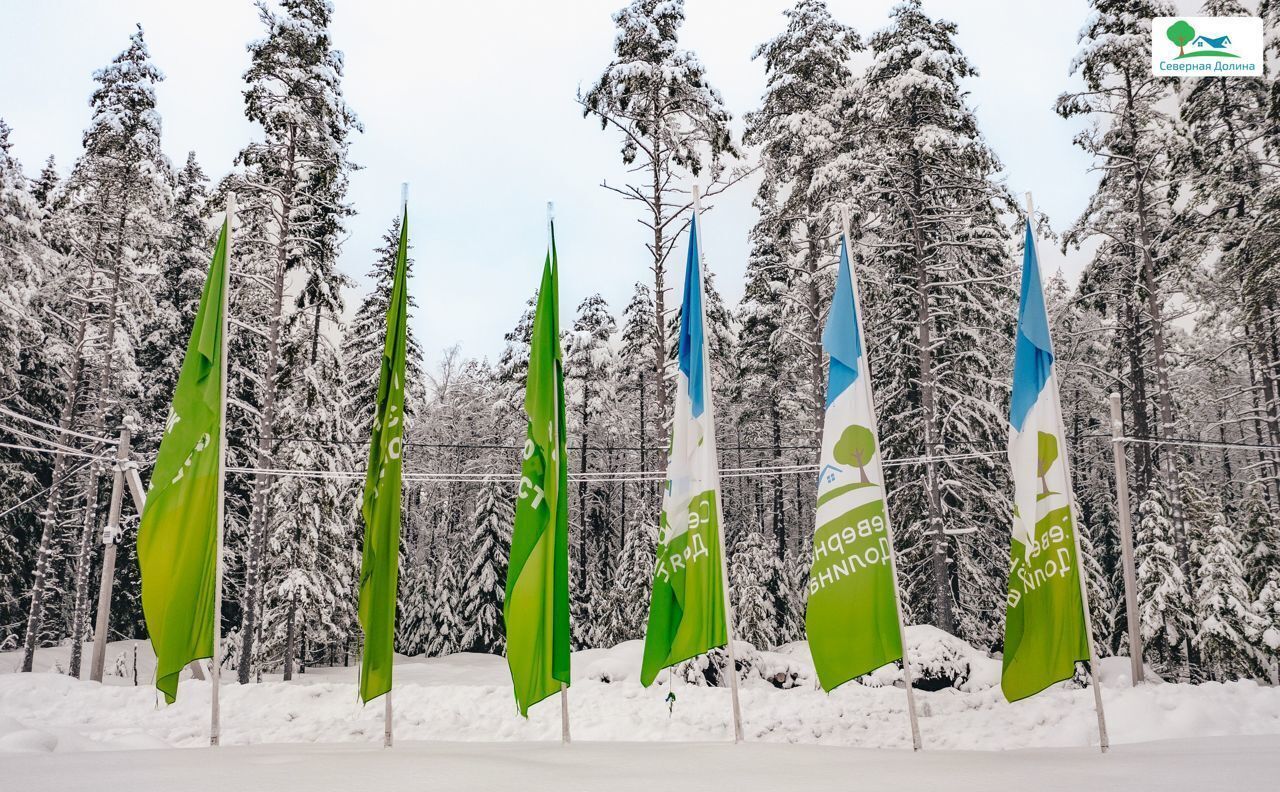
(641, 212, 730, 686)
(1001, 223, 1091, 702)
(805, 233, 903, 692)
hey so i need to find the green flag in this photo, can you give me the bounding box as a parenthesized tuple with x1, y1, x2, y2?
(504, 224, 571, 716)
(641, 214, 730, 687)
(358, 207, 409, 704)
(138, 220, 228, 704)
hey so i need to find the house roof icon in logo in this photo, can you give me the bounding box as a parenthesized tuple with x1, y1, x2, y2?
(1193, 34, 1231, 49)
(818, 464, 842, 485)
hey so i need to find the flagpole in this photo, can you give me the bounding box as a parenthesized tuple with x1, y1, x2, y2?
(1025, 192, 1109, 754)
(211, 194, 234, 748)
(691, 185, 744, 744)
(380, 183, 412, 751)
(547, 199, 572, 746)
(839, 206, 922, 752)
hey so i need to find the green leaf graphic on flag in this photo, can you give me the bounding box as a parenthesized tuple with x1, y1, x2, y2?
(504, 227, 571, 716)
(358, 207, 409, 704)
(138, 220, 228, 705)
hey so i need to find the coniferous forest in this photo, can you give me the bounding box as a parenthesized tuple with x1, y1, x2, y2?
(2, 0, 1279, 689)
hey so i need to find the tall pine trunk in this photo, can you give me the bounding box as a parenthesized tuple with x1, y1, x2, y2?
(238, 133, 297, 683)
(909, 152, 956, 635)
(20, 231, 102, 672)
(68, 207, 129, 678)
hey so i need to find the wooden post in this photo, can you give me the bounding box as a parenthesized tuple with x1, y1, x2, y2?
(1110, 392, 1144, 684)
(692, 185, 744, 744)
(89, 427, 131, 682)
(211, 194, 235, 747)
(840, 206, 922, 751)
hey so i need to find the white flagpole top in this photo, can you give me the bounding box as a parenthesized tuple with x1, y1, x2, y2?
(1024, 191, 1035, 220)
(400, 183, 408, 213)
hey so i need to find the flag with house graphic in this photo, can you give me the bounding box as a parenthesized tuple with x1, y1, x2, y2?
(805, 232, 903, 692)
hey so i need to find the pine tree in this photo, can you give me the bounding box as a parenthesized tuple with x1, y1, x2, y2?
(565, 293, 619, 624)
(343, 213, 426, 436)
(21, 26, 172, 675)
(746, 0, 862, 440)
(397, 557, 434, 655)
(582, 0, 740, 425)
(493, 295, 536, 441)
(0, 121, 67, 648)
(606, 518, 656, 645)
(138, 152, 210, 448)
(1059, 1, 1195, 620)
(230, 0, 360, 682)
(427, 545, 463, 657)
(1253, 569, 1280, 682)
(1194, 511, 1267, 680)
(1137, 488, 1193, 675)
(459, 476, 510, 654)
(730, 528, 779, 650)
(823, 0, 1014, 642)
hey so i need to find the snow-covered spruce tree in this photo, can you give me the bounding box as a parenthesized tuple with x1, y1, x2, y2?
(427, 545, 463, 657)
(265, 308, 360, 679)
(460, 476, 510, 654)
(1194, 512, 1267, 680)
(1136, 488, 1193, 675)
(21, 26, 173, 675)
(581, 0, 739, 425)
(1059, 1, 1195, 600)
(730, 528, 779, 651)
(230, 0, 359, 683)
(734, 223, 804, 640)
(396, 557, 434, 655)
(492, 295, 536, 442)
(1253, 569, 1280, 682)
(823, 0, 1014, 642)
(606, 517, 656, 645)
(745, 0, 862, 440)
(137, 152, 209, 451)
(29, 156, 59, 210)
(342, 213, 426, 436)
(1239, 484, 1280, 594)
(0, 120, 68, 647)
(617, 283, 658, 506)
(564, 295, 617, 607)
(1046, 269, 1121, 650)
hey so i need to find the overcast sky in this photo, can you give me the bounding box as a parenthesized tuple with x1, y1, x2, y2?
(1, 0, 1196, 367)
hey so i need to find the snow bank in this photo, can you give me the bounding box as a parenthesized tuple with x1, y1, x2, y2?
(2, 636, 1279, 755)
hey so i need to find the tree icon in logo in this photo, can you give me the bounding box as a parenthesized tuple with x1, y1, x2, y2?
(1037, 431, 1059, 496)
(834, 424, 876, 484)
(1167, 19, 1195, 57)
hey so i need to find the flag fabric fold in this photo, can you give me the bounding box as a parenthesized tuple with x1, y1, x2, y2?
(640, 214, 729, 687)
(138, 220, 228, 704)
(358, 207, 410, 704)
(1001, 223, 1091, 702)
(504, 224, 571, 716)
(806, 235, 903, 692)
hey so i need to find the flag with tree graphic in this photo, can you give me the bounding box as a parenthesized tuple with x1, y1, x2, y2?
(805, 235, 905, 692)
(1002, 224, 1091, 702)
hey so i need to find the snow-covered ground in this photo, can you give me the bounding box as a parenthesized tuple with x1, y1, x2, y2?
(2, 632, 1279, 790)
